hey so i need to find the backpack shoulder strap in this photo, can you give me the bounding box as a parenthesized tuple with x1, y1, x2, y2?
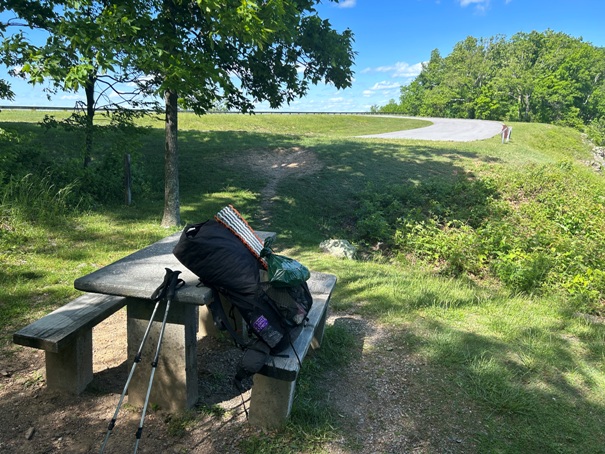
(207, 287, 250, 349)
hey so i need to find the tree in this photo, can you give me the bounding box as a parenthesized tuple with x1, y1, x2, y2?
(0, 79, 12, 99)
(396, 49, 444, 116)
(378, 30, 605, 127)
(2, 1, 354, 226)
(0, 0, 156, 167)
(0, 33, 14, 100)
(122, 0, 355, 227)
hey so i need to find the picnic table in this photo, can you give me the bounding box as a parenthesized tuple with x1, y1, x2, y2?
(72, 230, 275, 412)
(14, 230, 337, 428)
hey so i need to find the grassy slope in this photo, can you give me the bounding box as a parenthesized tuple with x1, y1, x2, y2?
(1, 112, 604, 453)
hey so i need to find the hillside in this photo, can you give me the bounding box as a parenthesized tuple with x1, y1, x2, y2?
(1, 113, 604, 453)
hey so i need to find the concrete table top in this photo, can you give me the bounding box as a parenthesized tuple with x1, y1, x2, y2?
(74, 230, 275, 305)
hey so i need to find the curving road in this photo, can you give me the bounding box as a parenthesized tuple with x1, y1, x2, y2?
(358, 116, 504, 142)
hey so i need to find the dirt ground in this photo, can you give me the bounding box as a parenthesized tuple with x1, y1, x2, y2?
(1, 148, 485, 453)
(1, 308, 485, 454)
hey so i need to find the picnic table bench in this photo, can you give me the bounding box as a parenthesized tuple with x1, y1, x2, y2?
(12, 231, 336, 428)
(13, 293, 127, 394)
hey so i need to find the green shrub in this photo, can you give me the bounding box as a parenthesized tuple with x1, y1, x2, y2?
(564, 268, 605, 314)
(0, 127, 54, 185)
(394, 218, 481, 276)
(493, 249, 553, 293)
(586, 117, 605, 146)
(0, 119, 152, 211)
(355, 162, 605, 308)
(354, 197, 393, 245)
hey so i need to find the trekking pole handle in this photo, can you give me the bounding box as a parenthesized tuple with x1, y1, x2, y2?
(166, 269, 182, 300)
(151, 268, 183, 302)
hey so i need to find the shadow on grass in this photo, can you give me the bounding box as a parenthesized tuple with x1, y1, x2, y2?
(239, 320, 365, 453)
(0, 123, 508, 360)
(389, 310, 605, 453)
(3, 123, 504, 252)
(161, 129, 506, 249)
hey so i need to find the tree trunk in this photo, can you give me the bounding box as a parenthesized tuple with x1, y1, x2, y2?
(524, 93, 531, 122)
(161, 88, 181, 227)
(83, 77, 95, 167)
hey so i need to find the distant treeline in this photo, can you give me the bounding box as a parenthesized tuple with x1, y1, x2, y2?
(374, 30, 605, 129)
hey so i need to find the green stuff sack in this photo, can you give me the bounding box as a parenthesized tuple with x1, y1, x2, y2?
(260, 237, 310, 287)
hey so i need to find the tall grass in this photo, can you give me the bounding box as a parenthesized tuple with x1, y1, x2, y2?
(1, 173, 77, 223)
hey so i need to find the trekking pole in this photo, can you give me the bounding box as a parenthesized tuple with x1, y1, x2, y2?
(99, 268, 182, 454)
(133, 268, 182, 454)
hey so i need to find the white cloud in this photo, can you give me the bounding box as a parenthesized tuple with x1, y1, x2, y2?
(458, 0, 492, 12)
(362, 81, 401, 97)
(361, 61, 423, 79)
(459, 0, 487, 6)
(336, 0, 356, 8)
(369, 81, 400, 90)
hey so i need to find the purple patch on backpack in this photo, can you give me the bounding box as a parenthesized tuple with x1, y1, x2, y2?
(252, 315, 269, 332)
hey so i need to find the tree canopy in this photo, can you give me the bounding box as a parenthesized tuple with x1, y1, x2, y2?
(120, 0, 355, 226)
(375, 30, 605, 128)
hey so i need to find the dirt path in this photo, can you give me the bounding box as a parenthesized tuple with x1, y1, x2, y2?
(1, 309, 483, 453)
(226, 146, 322, 226)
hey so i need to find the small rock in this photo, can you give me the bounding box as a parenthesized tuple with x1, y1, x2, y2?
(319, 239, 357, 259)
(25, 427, 35, 440)
(172, 444, 187, 453)
(0, 370, 10, 377)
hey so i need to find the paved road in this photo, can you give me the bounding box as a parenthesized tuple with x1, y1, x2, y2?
(359, 116, 504, 142)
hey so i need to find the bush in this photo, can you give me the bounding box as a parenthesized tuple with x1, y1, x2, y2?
(586, 117, 605, 146)
(493, 249, 553, 293)
(564, 268, 605, 315)
(0, 127, 54, 186)
(354, 163, 605, 309)
(41, 112, 152, 206)
(395, 218, 486, 277)
(0, 119, 152, 212)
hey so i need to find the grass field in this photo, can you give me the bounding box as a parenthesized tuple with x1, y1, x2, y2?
(1, 111, 605, 453)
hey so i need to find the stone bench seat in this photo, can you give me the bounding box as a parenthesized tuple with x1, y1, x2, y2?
(249, 271, 336, 428)
(13, 293, 127, 394)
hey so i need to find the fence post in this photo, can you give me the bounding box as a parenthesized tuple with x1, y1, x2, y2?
(501, 125, 511, 144)
(124, 154, 132, 205)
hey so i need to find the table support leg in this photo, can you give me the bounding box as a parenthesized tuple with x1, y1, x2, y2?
(249, 374, 296, 429)
(126, 298, 199, 412)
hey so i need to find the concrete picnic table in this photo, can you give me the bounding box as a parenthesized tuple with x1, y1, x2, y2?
(74, 230, 275, 411)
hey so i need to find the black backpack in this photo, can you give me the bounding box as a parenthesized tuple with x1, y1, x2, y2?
(172, 219, 312, 389)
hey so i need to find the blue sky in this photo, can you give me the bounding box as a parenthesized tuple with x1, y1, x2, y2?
(1, 0, 605, 112)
